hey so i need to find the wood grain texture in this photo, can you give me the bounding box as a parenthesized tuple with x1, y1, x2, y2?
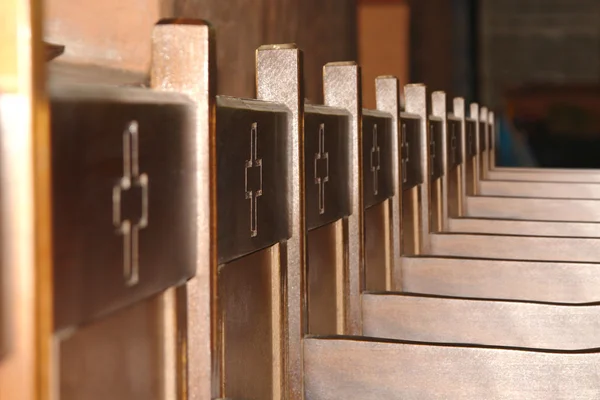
(173, 0, 357, 100)
(479, 180, 600, 198)
(401, 256, 600, 303)
(448, 217, 600, 237)
(362, 293, 600, 350)
(488, 169, 600, 181)
(408, 0, 453, 93)
(59, 294, 168, 400)
(465, 195, 600, 221)
(304, 337, 600, 400)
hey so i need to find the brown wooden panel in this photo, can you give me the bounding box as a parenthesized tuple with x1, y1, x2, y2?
(304, 337, 600, 400)
(362, 293, 600, 350)
(59, 292, 175, 400)
(174, 0, 357, 100)
(479, 180, 600, 198)
(465, 196, 600, 221)
(449, 217, 600, 237)
(401, 257, 600, 303)
(488, 169, 600, 182)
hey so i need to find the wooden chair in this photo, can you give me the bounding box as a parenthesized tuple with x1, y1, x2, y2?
(301, 82, 600, 400)
(376, 87, 600, 263)
(6, 13, 600, 400)
(310, 76, 600, 351)
(1, 14, 202, 400)
(430, 95, 600, 237)
(400, 90, 600, 302)
(437, 101, 600, 222)
(153, 21, 309, 400)
(477, 108, 600, 195)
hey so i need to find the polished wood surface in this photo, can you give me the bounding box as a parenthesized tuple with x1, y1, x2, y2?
(8, 9, 600, 398)
(304, 337, 600, 400)
(0, 0, 53, 399)
(479, 180, 600, 198)
(363, 293, 600, 349)
(402, 256, 600, 303)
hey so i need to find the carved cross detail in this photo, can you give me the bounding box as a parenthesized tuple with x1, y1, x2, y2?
(401, 123, 410, 183)
(314, 123, 329, 215)
(370, 124, 381, 195)
(245, 122, 263, 237)
(112, 120, 149, 287)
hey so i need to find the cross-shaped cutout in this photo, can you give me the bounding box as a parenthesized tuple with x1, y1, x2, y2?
(112, 120, 149, 287)
(401, 123, 410, 183)
(370, 124, 381, 195)
(429, 123, 436, 176)
(245, 122, 263, 237)
(314, 123, 329, 215)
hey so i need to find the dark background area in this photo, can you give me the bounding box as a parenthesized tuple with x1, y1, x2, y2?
(408, 0, 600, 168)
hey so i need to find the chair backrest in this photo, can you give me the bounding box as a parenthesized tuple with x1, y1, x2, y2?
(362, 84, 396, 292)
(51, 83, 196, 400)
(303, 69, 352, 336)
(399, 85, 427, 255)
(427, 92, 448, 232)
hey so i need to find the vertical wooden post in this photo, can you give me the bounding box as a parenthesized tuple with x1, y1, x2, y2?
(151, 19, 218, 400)
(0, 0, 53, 399)
(404, 84, 430, 252)
(256, 44, 305, 400)
(431, 91, 449, 230)
(375, 76, 401, 289)
(324, 62, 364, 336)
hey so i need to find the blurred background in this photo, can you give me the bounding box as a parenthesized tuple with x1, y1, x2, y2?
(45, 0, 600, 168)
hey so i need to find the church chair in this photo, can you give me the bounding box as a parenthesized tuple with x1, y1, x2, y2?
(315, 75, 600, 351)
(439, 102, 600, 222)
(430, 94, 600, 237)
(379, 87, 600, 303)
(454, 106, 600, 198)
(301, 82, 600, 400)
(385, 86, 600, 263)
(2, 11, 204, 400)
(281, 59, 600, 400)
(152, 21, 308, 400)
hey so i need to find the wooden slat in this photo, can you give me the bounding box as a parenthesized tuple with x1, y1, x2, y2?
(401, 256, 600, 303)
(430, 233, 600, 262)
(304, 337, 600, 400)
(363, 293, 600, 349)
(488, 168, 600, 182)
(479, 180, 600, 198)
(465, 196, 600, 221)
(488, 170, 600, 182)
(449, 217, 600, 237)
